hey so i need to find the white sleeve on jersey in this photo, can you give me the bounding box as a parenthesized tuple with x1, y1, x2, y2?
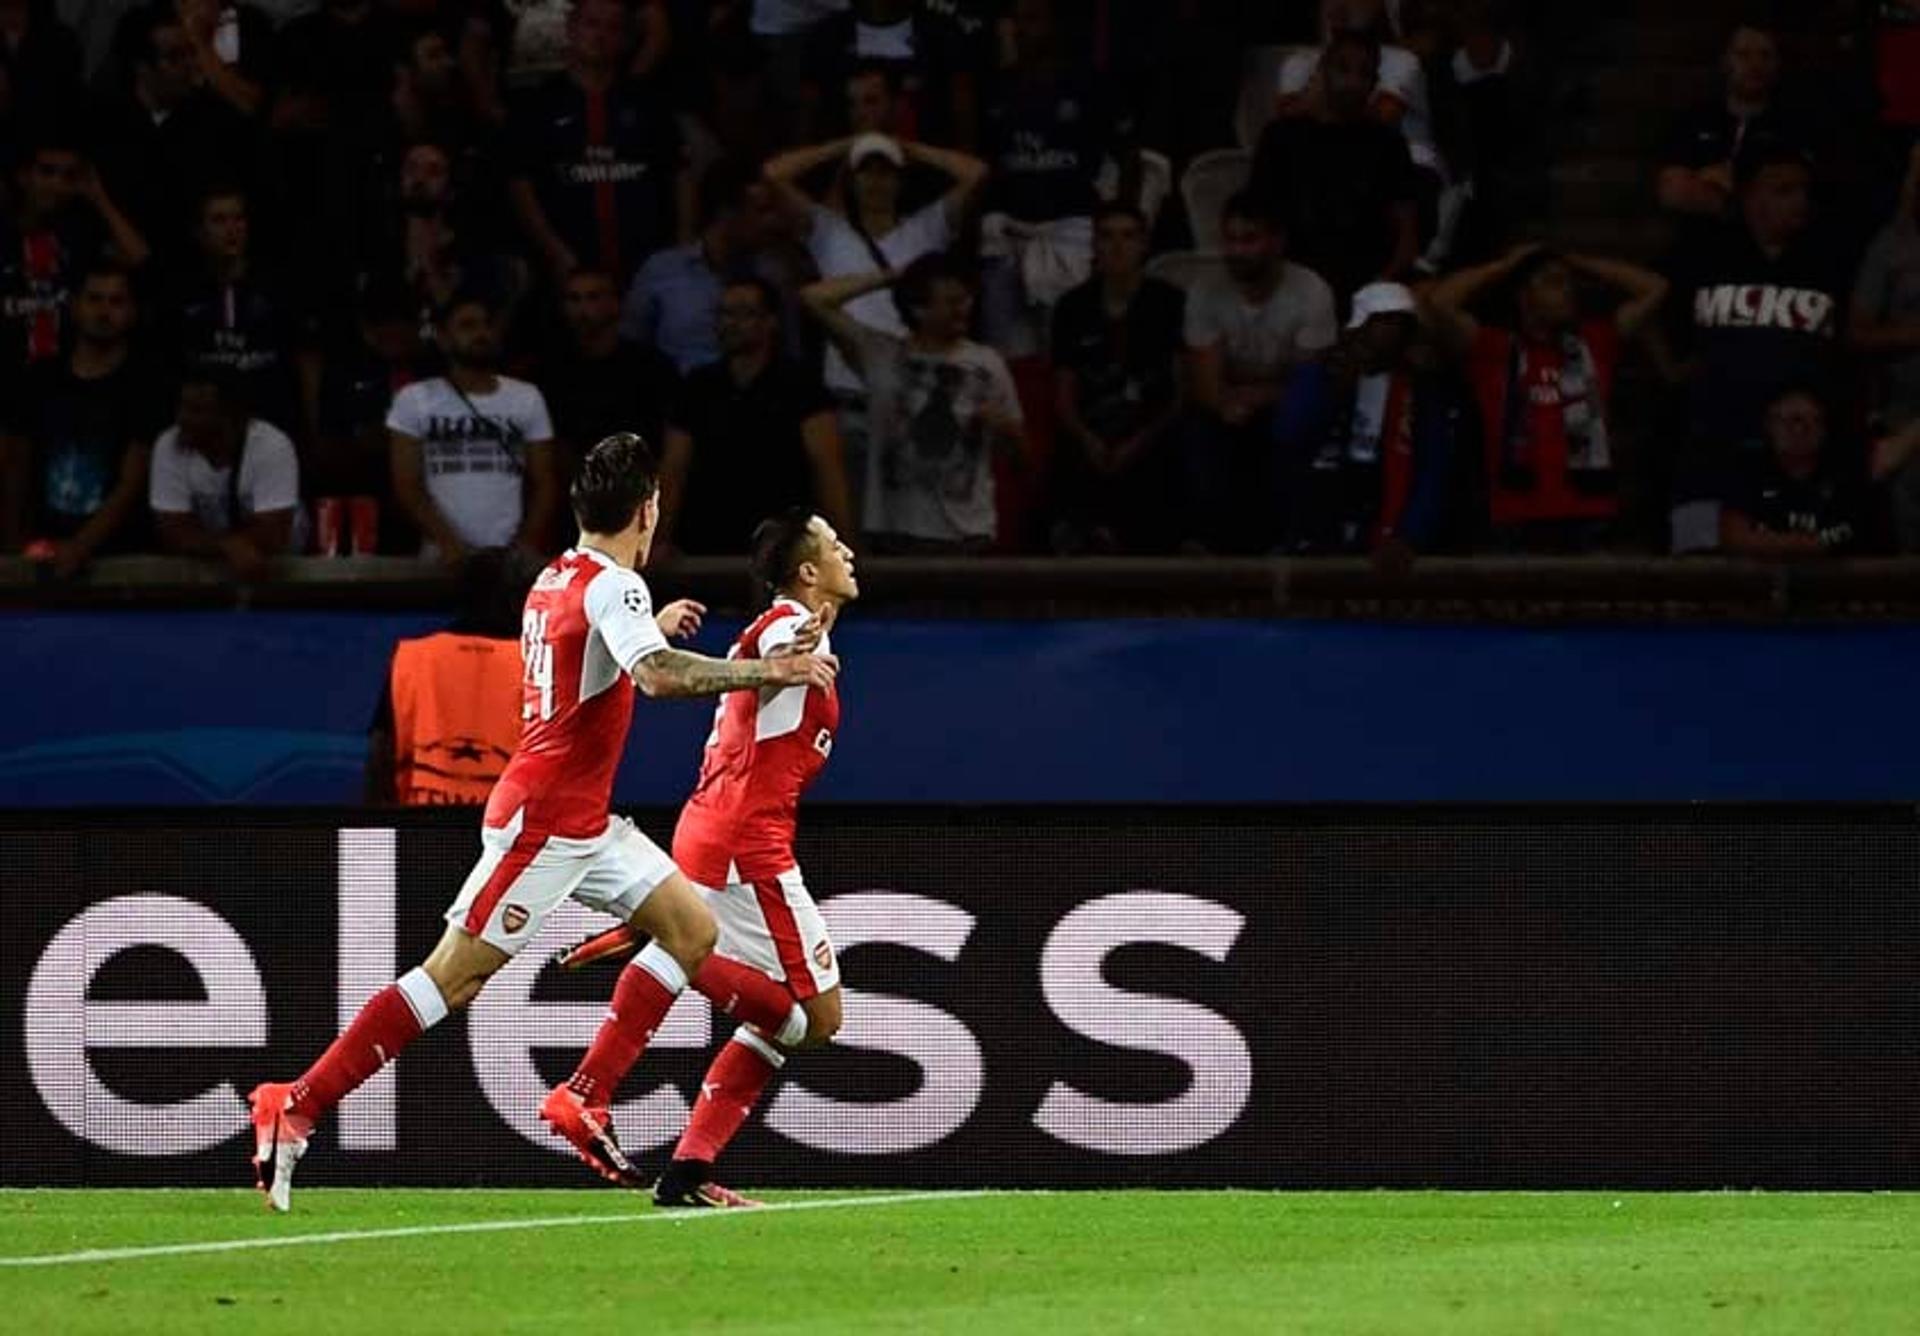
(583, 566, 672, 671)
(754, 610, 826, 741)
(755, 610, 822, 658)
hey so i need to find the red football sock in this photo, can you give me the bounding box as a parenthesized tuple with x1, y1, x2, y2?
(675, 1033, 781, 1164)
(289, 984, 424, 1120)
(568, 954, 680, 1105)
(692, 954, 800, 1038)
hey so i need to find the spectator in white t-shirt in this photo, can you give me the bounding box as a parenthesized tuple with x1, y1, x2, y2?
(1182, 191, 1338, 552)
(386, 290, 561, 563)
(764, 129, 986, 498)
(149, 369, 303, 581)
(764, 132, 987, 397)
(802, 252, 1026, 551)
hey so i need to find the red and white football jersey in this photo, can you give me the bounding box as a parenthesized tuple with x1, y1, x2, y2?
(484, 546, 670, 840)
(673, 597, 839, 885)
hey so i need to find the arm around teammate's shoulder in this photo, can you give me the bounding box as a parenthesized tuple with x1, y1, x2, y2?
(629, 645, 838, 699)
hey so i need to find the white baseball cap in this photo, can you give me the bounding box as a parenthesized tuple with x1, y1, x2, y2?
(847, 133, 905, 170)
(1346, 281, 1418, 329)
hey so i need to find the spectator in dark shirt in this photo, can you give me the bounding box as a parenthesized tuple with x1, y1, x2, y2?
(0, 262, 165, 574)
(539, 266, 677, 481)
(91, 6, 253, 270)
(1276, 280, 1457, 557)
(359, 141, 525, 335)
(800, 0, 977, 147)
(162, 182, 304, 431)
(661, 276, 850, 555)
(306, 277, 424, 540)
(1426, 242, 1668, 550)
(620, 159, 797, 374)
(845, 57, 902, 136)
(1721, 387, 1865, 557)
(389, 20, 499, 154)
(977, 0, 1109, 355)
(274, 0, 399, 137)
(0, 133, 149, 381)
(1047, 202, 1185, 553)
(1657, 18, 1805, 223)
(1251, 30, 1419, 306)
(1667, 140, 1848, 547)
(373, 21, 510, 249)
(0, 0, 83, 132)
(272, 0, 405, 279)
(507, 0, 691, 287)
(1851, 144, 1920, 546)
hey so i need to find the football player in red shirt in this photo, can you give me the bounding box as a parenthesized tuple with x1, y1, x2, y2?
(245, 436, 837, 1210)
(559, 509, 858, 1207)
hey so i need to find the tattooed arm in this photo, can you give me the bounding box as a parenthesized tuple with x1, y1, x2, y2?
(630, 641, 836, 700)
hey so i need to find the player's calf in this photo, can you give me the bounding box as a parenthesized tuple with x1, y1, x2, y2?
(244, 944, 476, 1210)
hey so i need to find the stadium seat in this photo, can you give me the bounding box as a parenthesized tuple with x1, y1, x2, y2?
(1179, 148, 1252, 253)
(1096, 149, 1175, 231)
(1143, 249, 1228, 294)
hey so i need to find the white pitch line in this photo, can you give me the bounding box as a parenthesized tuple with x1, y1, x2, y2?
(0, 1190, 1001, 1269)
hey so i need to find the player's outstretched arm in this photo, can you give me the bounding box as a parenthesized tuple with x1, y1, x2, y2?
(629, 646, 838, 700)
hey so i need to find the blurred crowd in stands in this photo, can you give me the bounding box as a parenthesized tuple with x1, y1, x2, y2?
(0, 0, 1917, 581)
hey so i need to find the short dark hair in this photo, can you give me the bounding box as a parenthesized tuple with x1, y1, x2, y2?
(1728, 8, 1780, 41)
(892, 251, 970, 331)
(1766, 383, 1827, 416)
(177, 365, 250, 417)
(120, 3, 184, 69)
(1509, 246, 1570, 291)
(77, 258, 134, 293)
(749, 507, 818, 603)
(197, 180, 248, 218)
(437, 285, 497, 324)
(564, 265, 620, 292)
(393, 18, 449, 66)
(571, 432, 659, 533)
(722, 275, 782, 317)
(1221, 189, 1282, 233)
(1092, 201, 1148, 231)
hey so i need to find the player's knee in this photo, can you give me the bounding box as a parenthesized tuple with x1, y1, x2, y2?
(685, 908, 719, 964)
(421, 932, 501, 1011)
(657, 907, 717, 974)
(421, 961, 483, 1011)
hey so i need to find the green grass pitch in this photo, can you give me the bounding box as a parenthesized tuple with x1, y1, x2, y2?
(3, 1189, 1917, 1333)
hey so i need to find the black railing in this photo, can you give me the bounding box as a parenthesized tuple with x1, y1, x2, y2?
(8, 554, 1920, 621)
